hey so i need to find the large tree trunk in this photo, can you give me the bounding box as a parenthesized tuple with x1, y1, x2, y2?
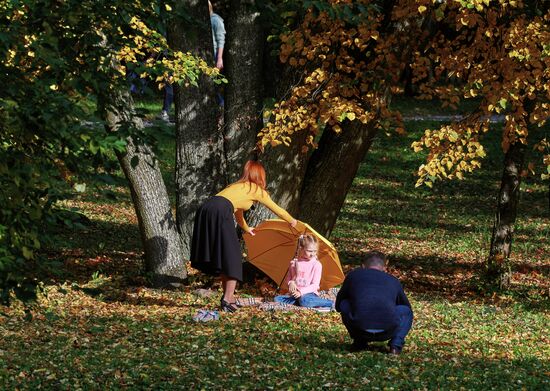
(487, 140, 527, 289)
(244, 69, 311, 226)
(223, 0, 264, 183)
(101, 89, 187, 288)
(222, 2, 310, 227)
(247, 132, 311, 227)
(169, 0, 226, 259)
(250, 59, 312, 225)
(298, 120, 379, 237)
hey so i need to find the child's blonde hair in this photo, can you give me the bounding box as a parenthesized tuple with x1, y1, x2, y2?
(297, 233, 318, 251)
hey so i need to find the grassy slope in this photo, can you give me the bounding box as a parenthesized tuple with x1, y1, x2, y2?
(1, 102, 549, 390)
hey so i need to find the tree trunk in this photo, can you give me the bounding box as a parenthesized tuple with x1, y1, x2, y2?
(298, 120, 379, 237)
(169, 0, 226, 259)
(222, 0, 265, 183)
(101, 89, 187, 288)
(487, 140, 527, 289)
(247, 132, 311, 227)
(222, 2, 310, 227)
(252, 54, 313, 225)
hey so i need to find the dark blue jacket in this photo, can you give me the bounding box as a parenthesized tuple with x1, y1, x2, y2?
(336, 268, 411, 331)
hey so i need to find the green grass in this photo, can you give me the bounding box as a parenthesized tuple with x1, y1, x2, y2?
(134, 95, 165, 119)
(1, 290, 548, 389)
(390, 95, 483, 117)
(1, 105, 549, 389)
(335, 119, 548, 268)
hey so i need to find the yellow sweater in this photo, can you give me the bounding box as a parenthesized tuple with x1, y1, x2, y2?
(217, 181, 294, 232)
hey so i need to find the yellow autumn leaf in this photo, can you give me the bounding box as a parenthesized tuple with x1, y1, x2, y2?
(418, 5, 427, 14)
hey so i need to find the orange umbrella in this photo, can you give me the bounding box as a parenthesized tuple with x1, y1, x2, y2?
(243, 219, 344, 291)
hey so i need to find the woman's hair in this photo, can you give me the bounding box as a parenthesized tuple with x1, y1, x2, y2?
(237, 160, 267, 191)
(297, 234, 318, 251)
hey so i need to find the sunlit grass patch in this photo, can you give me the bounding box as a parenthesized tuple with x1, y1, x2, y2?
(1, 103, 549, 389)
(1, 288, 548, 389)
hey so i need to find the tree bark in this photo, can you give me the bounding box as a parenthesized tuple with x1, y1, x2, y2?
(169, 0, 226, 259)
(252, 47, 313, 225)
(101, 89, 187, 288)
(487, 140, 527, 289)
(247, 132, 311, 227)
(222, 0, 265, 183)
(298, 120, 379, 237)
(222, 2, 310, 227)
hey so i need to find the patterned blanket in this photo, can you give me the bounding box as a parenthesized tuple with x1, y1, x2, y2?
(235, 288, 340, 312)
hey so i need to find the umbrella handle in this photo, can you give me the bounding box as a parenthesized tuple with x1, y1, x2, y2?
(278, 267, 290, 292)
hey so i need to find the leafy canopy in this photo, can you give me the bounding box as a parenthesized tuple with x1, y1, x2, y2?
(0, 0, 219, 304)
(260, 0, 549, 187)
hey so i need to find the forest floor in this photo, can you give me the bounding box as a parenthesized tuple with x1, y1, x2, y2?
(1, 97, 549, 389)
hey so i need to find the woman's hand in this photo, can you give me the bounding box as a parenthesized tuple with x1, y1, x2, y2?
(291, 289, 302, 299)
(248, 227, 256, 236)
(290, 219, 298, 228)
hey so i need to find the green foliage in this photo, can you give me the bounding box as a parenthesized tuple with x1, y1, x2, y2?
(0, 0, 216, 304)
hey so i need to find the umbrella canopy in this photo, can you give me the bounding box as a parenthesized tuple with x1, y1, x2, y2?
(243, 219, 344, 291)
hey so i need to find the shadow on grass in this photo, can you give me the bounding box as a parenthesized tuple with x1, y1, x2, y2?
(42, 212, 548, 313)
(4, 323, 548, 389)
(42, 217, 143, 286)
(290, 332, 548, 389)
(336, 249, 550, 312)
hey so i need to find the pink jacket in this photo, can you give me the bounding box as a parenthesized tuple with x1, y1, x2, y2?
(285, 257, 323, 295)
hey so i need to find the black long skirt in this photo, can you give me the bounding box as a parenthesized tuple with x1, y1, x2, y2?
(190, 196, 243, 281)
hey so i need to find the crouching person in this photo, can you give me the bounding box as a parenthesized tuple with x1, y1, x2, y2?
(336, 251, 413, 355)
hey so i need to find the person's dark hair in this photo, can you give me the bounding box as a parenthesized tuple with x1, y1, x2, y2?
(362, 251, 386, 269)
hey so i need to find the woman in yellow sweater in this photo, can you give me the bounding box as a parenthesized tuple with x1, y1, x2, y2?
(190, 160, 297, 312)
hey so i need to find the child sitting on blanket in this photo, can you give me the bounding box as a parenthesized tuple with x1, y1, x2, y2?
(274, 234, 334, 309)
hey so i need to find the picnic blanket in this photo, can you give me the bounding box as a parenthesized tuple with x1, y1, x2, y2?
(235, 287, 340, 312)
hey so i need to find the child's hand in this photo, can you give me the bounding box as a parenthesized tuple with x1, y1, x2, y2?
(248, 228, 256, 236)
(291, 290, 302, 299)
(288, 280, 297, 294)
(290, 219, 298, 228)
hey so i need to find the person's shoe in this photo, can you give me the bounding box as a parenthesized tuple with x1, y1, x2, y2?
(389, 346, 402, 355)
(220, 298, 239, 313)
(158, 110, 169, 122)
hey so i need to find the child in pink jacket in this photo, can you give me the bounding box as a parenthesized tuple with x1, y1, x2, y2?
(274, 234, 334, 308)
